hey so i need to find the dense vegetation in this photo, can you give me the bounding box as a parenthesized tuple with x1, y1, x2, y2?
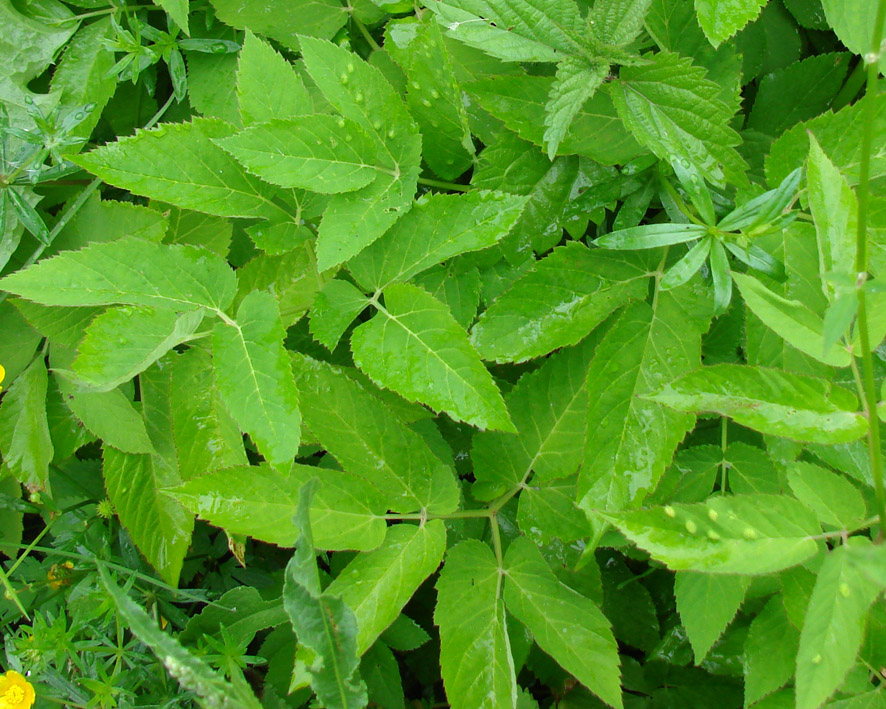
(1, 0, 885, 707)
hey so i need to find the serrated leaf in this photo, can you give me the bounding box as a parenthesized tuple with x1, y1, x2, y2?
(71, 119, 290, 221)
(472, 336, 597, 500)
(467, 75, 642, 164)
(590, 0, 654, 48)
(470, 243, 650, 363)
(98, 566, 261, 708)
(217, 116, 384, 193)
(0, 237, 237, 311)
(544, 57, 608, 159)
(674, 572, 749, 662)
(610, 51, 747, 187)
(352, 283, 513, 431)
(385, 16, 475, 180)
(786, 462, 867, 529)
(796, 540, 883, 709)
(237, 30, 312, 124)
(299, 37, 421, 269)
(155, 0, 189, 33)
(0, 357, 52, 490)
(308, 279, 369, 351)
(181, 586, 288, 647)
(504, 537, 622, 709)
(726, 442, 781, 494)
(102, 447, 191, 585)
(325, 521, 446, 653)
(380, 614, 431, 652)
(435, 540, 518, 709)
(413, 262, 481, 328)
(600, 494, 821, 574)
(580, 284, 711, 512)
(646, 364, 867, 444)
(734, 271, 850, 368)
(210, 0, 348, 50)
(71, 307, 203, 392)
(694, 0, 766, 47)
(821, 0, 886, 71)
(211, 290, 301, 466)
(744, 595, 800, 706)
(516, 477, 588, 544)
(291, 354, 459, 513)
(165, 463, 387, 550)
(347, 190, 527, 292)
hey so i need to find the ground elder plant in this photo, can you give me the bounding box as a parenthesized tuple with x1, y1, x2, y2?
(0, 0, 885, 707)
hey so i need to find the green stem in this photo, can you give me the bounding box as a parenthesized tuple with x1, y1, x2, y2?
(832, 58, 869, 112)
(417, 176, 471, 193)
(384, 509, 491, 521)
(490, 514, 504, 595)
(719, 417, 729, 494)
(351, 12, 381, 52)
(853, 0, 886, 541)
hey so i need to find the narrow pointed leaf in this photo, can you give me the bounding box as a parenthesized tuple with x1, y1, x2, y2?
(596, 223, 709, 249)
(543, 58, 608, 159)
(660, 237, 712, 290)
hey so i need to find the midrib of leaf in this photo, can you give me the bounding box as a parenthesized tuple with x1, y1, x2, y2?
(504, 1, 582, 53)
(319, 599, 352, 708)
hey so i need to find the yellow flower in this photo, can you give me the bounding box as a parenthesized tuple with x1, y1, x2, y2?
(0, 364, 5, 393)
(0, 670, 35, 709)
(46, 561, 74, 590)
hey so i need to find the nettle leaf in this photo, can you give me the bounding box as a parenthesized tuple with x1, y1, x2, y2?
(165, 463, 388, 550)
(210, 0, 348, 50)
(216, 116, 384, 193)
(71, 119, 290, 221)
(325, 521, 447, 654)
(351, 283, 513, 431)
(0, 356, 52, 490)
(467, 75, 642, 164)
(299, 36, 421, 270)
(743, 595, 800, 706)
(600, 494, 821, 574)
(435, 540, 518, 708)
(694, 0, 767, 47)
(292, 354, 459, 513)
(348, 190, 527, 292)
(504, 537, 622, 709)
(470, 243, 651, 364)
(610, 51, 747, 187)
(211, 290, 301, 467)
(472, 336, 597, 501)
(590, 0, 654, 48)
(0, 237, 237, 312)
(543, 57, 609, 159)
(580, 283, 711, 513)
(674, 572, 749, 662)
(71, 307, 203, 392)
(646, 364, 868, 444)
(236, 30, 313, 125)
(796, 540, 883, 709)
(385, 15, 475, 180)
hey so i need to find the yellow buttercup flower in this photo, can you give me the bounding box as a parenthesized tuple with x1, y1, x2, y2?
(0, 670, 35, 709)
(0, 364, 5, 393)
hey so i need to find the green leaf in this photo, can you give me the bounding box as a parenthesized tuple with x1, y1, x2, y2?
(0, 237, 237, 311)
(308, 279, 370, 351)
(600, 494, 821, 574)
(167, 348, 248, 480)
(347, 190, 527, 292)
(596, 223, 710, 250)
(470, 243, 650, 363)
(589, 0, 654, 48)
(217, 116, 384, 193)
(435, 540, 518, 708)
(181, 586, 288, 647)
(544, 57, 608, 159)
(0, 357, 52, 490)
(71, 119, 290, 221)
(610, 51, 747, 187)
(467, 75, 642, 164)
(660, 237, 712, 290)
(472, 336, 598, 501)
(212, 290, 301, 466)
(744, 595, 800, 706)
(385, 16, 475, 180)
(516, 477, 588, 544)
(694, 0, 766, 47)
(210, 0, 347, 50)
(236, 30, 312, 124)
(283, 480, 368, 709)
(362, 642, 405, 709)
(291, 354, 460, 513)
(156, 0, 189, 34)
(102, 447, 192, 585)
(166, 463, 388, 550)
(352, 283, 513, 431)
(796, 540, 883, 709)
(424, 0, 579, 62)
(725, 442, 781, 494)
(299, 37, 421, 270)
(674, 572, 749, 662)
(412, 262, 481, 328)
(504, 537, 622, 709)
(71, 307, 203, 392)
(98, 566, 261, 708)
(325, 521, 446, 654)
(821, 0, 886, 71)
(786, 462, 867, 529)
(580, 286, 711, 512)
(646, 364, 867, 444)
